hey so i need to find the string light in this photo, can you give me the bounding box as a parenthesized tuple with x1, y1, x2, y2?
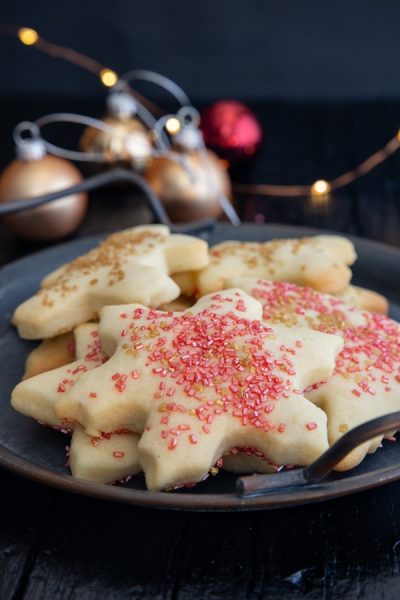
(4, 23, 400, 201)
(165, 117, 181, 135)
(311, 179, 331, 197)
(4, 24, 117, 89)
(99, 68, 118, 87)
(234, 133, 400, 198)
(2, 24, 164, 113)
(18, 27, 38, 46)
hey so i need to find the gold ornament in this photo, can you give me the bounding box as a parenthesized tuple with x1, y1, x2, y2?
(80, 116, 152, 170)
(144, 149, 232, 222)
(0, 155, 88, 241)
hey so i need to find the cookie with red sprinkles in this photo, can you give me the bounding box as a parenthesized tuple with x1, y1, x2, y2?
(13, 225, 209, 340)
(224, 278, 400, 472)
(70, 425, 140, 485)
(12, 323, 141, 484)
(54, 289, 342, 491)
(192, 235, 356, 297)
(12, 323, 106, 429)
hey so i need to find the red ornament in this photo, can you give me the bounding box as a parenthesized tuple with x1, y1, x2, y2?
(201, 100, 262, 163)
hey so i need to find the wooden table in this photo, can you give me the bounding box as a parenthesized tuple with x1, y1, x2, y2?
(1, 100, 400, 599)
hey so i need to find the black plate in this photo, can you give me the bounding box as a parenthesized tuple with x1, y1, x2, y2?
(1, 223, 400, 512)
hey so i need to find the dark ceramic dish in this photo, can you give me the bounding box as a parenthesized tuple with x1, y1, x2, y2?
(0, 223, 399, 511)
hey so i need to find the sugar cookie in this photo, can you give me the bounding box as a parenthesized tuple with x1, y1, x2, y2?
(12, 323, 106, 428)
(13, 225, 209, 339)
(54, 290, 342, 491)
(69, 425, 141, 484)
(194, 235, 356, 296)
(23, 332, 75, 379)
(337, 285, 388, 315)
(224, 278, 400, 471)
(13, 323, 141, 483)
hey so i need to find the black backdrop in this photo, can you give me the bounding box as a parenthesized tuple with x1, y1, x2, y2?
(2, 0, 400, 100)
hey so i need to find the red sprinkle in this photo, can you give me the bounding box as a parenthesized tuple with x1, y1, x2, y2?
(306, 422, 318, 431)
(113, 451, 125, 458)
(168, 438, 178, 450)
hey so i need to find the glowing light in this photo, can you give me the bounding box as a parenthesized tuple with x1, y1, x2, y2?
(310, 179, 331, 196)
(18, 27, 39, 46)
(165, 117, 181, 135)
(100, 68, 118, 87)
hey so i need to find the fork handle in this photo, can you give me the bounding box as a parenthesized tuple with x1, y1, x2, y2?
(238, 411, 400, 496)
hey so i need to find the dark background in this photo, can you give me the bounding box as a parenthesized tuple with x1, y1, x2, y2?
(1, 0, 400, 101)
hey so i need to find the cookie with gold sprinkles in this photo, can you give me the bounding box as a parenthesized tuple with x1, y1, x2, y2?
(224, 278, 400, 472)
(192, 235, 356, 297)
(337, 284, 389, 315)
(13, 225, 209, 340)
(54, 289, 342, 491)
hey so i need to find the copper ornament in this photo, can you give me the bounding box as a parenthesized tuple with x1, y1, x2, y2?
(144, 149, 232, 222)
(0, 155, 88, 241)
(80, 116, 152, 169)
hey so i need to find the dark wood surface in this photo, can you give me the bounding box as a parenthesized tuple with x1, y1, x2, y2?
(1, 100, 400, 599)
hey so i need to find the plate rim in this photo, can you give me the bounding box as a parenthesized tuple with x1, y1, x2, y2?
(1, 222, 400, 511)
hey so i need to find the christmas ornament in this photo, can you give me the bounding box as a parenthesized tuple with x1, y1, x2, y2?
(7, 28, 400, 204)
(145, 149, 232, 222)
(80, 90, 152, 170)
(201, 100, 262, 162)
(0, 124, 87, 241)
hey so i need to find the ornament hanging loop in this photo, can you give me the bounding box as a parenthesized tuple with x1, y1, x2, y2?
(120, 69, 191, 107)
(13, 121, 46, 161)
(177, 106, 200, 128)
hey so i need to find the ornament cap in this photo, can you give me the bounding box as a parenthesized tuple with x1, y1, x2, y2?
(174, 127, 202, 151)
(16, 138, 47, 162)
(13, 121, 47, 162)
(107, 91, 137, 119)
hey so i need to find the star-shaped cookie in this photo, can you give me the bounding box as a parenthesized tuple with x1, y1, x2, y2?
(173, 234, 356, 297)
(69, 425, 140, 485)
(224, 278, 400, 471)
(13, 323, 106, 428)
(12, 323, 141, 484)
(54, 289, 343, 491)
(13, 225, 209, 339)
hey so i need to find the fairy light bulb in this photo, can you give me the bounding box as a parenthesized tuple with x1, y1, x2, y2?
(310, 179, 331, 209)
(18, 27, 39, 46)
(311, 179, 331, 197)
(100, 68, 118, 88)
(165, 117, 181, 135)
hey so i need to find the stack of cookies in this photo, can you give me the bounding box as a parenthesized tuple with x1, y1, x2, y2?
(11, 225, 400, 491)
